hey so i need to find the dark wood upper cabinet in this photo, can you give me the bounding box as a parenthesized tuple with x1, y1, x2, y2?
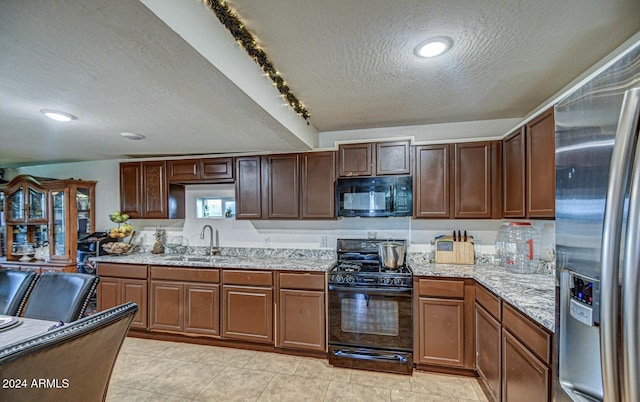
(120, 161, 184, 219)
(338, 140, 411, 177)
(120, 162, 142, 217)
(301, 151, 336, 219)
(526, 108, 555, 218)
(167, 159, 199, 182)
(414, 144, 451, 218)
(235, 156, 262, 219)
(235, 152, 336, 220)
(263, 154, 300, 219)
(338, 143, 373, 177)
(168, 157, 234, 183)
(376, 140, 411, 175)
(503, 128, 526, 218)
(454, 141, 500, 219)
(200, 157, 234, 182)
(141, 161, 168, 218)
(414, 141, 500, 219)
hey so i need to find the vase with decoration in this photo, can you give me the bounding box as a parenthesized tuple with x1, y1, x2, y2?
(108, 211, 133, 240)
(152, 228, 165, 254)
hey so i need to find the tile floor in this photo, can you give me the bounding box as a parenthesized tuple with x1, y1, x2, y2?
(107, 337, 490, 402)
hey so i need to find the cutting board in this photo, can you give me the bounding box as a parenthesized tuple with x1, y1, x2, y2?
(434, 236, 475, 265)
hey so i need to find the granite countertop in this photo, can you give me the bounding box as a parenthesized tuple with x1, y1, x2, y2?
(92, 252, 334, 272)
(92, 249, 556, 333)
(409, 257, 556, 333)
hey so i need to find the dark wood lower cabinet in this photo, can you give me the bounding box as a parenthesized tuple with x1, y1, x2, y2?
(150, 280, 183, 332)
(474, 283, 553, 402)
(476, 303, 502, 401)
(276, 272, 326, 352)
(96, 263, 148, 330)
(414, 278, 475, 372)
(502, 330, 550, 402)
(149, 266, 220, 336)
(185, 284, 220, 336)
(223, 285, 273, 343)
(417, 297, 465, 366)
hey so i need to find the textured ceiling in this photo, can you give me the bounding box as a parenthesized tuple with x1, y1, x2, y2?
(0, 0, 639, 167)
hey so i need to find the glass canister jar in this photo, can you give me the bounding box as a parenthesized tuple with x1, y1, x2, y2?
(494, 222, 510, 266)
(501, 222, 540, 274)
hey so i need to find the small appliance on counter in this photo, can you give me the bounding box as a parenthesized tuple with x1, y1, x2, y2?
(77, 231, 117, 274)
(434, 231, 475, 265)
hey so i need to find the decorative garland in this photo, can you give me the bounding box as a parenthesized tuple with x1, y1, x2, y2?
(203, 0, 311, 122)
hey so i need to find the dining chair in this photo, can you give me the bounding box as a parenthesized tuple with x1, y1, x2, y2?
(21, 272, 99, 322)
(0, 269, 38, 316)
(0, 301, 138, 402)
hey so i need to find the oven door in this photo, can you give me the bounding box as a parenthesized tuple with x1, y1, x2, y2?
(328, 285, 412, 351)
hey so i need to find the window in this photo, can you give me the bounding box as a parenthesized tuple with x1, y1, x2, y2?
(196, 197, 235, 219)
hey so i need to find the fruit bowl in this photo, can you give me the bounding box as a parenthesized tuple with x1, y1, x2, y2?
(109, 226, 134, 239)
(102, 242, 132, 255)
(108, 211, 134, 239)
(109, 211, 130, 224)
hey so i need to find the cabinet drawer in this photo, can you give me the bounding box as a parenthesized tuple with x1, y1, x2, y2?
(502, 303, 552, 364)
(475, 283, 501, 319)
(279, 272, 325, 290)
(223, 270, 273, 286)
(418, 278, 465, 298)
(150, 266, 220, 283)
(98, 263, 148, 279)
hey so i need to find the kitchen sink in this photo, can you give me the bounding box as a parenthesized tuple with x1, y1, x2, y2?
(164, 255, 229, 262)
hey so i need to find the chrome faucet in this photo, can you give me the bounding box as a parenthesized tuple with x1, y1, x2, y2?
(200, 225, 220, 256)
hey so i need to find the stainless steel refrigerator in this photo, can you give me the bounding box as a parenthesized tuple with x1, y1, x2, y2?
(555, 40, 640, 402)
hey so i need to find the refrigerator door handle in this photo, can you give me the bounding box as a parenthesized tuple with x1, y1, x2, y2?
(601, 87, 640, 402)
(621, 87, 640, 402)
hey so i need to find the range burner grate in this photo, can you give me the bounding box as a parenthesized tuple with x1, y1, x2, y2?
(337, 263, 362, 272)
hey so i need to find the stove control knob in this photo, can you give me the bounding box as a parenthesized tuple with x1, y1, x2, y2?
(382, 277, 393, 285)
(336, 275, 345, 283)
(346, 276, 355, 284)
(393, 277, 404, 286)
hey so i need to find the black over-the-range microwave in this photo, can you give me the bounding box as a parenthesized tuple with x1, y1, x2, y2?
(336, 175, 413, 217)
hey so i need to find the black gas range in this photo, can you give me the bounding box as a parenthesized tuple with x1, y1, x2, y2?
(329, 238, 412, 288)
(328, 239, 414, 375)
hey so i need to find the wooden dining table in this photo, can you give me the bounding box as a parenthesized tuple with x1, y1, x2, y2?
(0, 315, 58, 349)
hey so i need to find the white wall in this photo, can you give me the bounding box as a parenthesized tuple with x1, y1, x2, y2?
(319, 118, 521, 148)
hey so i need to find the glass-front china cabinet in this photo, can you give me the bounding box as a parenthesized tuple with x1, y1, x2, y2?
(0, 175, 96, 272)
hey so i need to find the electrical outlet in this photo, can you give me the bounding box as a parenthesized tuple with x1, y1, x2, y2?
(320, 235, 327, 248)
(263, 236, 270, 247)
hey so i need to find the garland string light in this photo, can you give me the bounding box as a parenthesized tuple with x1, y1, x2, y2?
(203, 0, 311, 122)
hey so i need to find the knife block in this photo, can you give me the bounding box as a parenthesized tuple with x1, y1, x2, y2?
(434, 236, 475, 265)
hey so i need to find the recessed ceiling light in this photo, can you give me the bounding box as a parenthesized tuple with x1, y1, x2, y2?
(120, 132, 145, 140)
(414, 37, 453, 58)
(41, 109, 77, 122)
